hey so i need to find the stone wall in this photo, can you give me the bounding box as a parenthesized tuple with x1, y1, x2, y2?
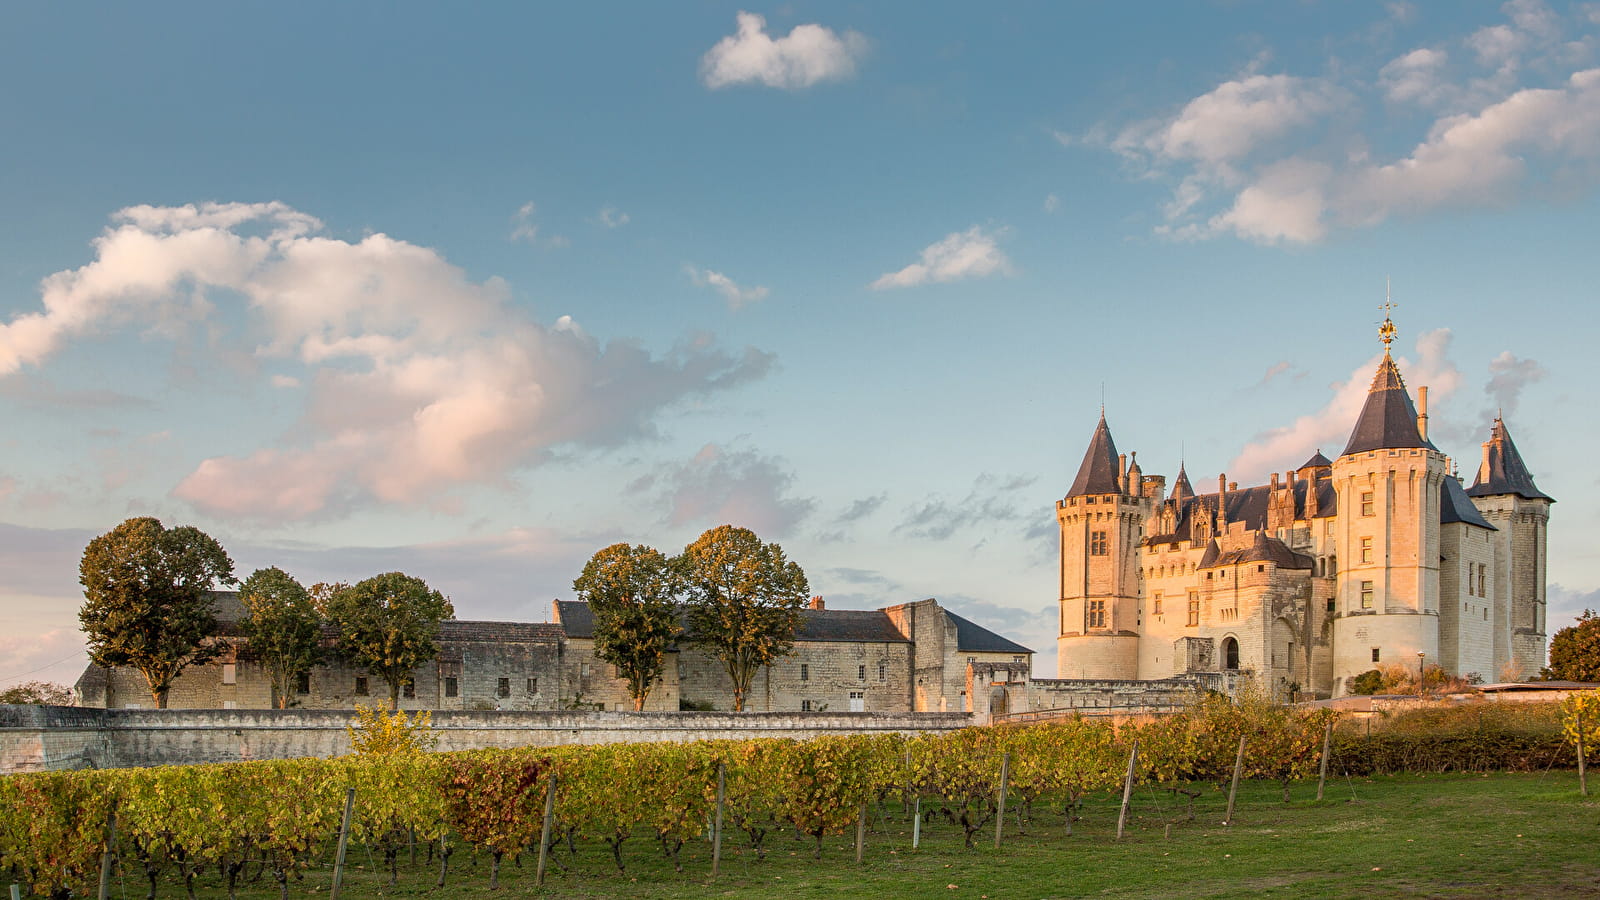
(1021, 673, 1227, 715)
(0, 705, 971, 775)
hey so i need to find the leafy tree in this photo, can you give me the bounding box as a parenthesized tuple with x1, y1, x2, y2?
(679, 525, 809, 712)
(347, 703, 438, 755)
(238, 567, 323, 708)
(323, 572, 454, 709)
(573, 543, 683, 710)
(1543, 610, 1600, 682)
(0, 681, 74, 705)
(78, 517, 236, 708)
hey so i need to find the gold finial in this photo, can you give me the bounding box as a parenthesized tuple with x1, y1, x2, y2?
(1379, 278, 1397, 348)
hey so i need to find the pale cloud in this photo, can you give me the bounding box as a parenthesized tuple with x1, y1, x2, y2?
(1482, 350, 1545, 425)
(269, 374, 300, 388)
(634, 443, 815, 537)
(510, 202, 567, 247)
(0, 202, 772, 521)
(894, 473, 1036, 541)
(1381, 48, 1452, 105)
(1043, 193, 1060, 213)
(595, 206, 630, 229)
(701, 12, 867, 90)
(1119, 74, 1343, 166)
(1227, 329, 1461, 483)
(870, 226, 1013, 290)
(686, 266, 769, 309)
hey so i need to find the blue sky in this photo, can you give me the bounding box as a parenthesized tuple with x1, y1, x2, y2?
(3, 1, 1598, 689)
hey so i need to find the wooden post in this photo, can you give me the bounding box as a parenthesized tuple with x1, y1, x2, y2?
(10, 884, 21, 900)
(1577, 705, 1589, 798)
(1224, 736, 1246, 826)
(97, 801, 117, 900)
(711, 761, 726, 876)
(1316, 721, 1333, 801)
(855, 802, 866, 863)
(994, 751, 1010, 849)
(1115, 740, 1139, 840)
(912, 796, 922, 849)
(536, 773, 557, 886)
(330, 787, 355, 900)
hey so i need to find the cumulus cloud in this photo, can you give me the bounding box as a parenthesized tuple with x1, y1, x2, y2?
(1226, 329, 1462, 483)
(0, 202, 773, 520)
(700, 12, 868, 90)
(1116, 74, 1344, 167)
(1381, 48, 1452, 105)
(686, 266, 769, 309)
(870, 226, 1013, 290)
(634, 442, 814, 537)
(1482, 350, 1546, 425)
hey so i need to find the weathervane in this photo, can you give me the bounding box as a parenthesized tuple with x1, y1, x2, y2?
(1379, 277, 1398, 349)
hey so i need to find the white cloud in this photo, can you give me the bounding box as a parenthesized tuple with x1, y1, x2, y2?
(1130, 74, 1343, 166)
(1483, 350, 1545, 425)
(686, 266, 769, 309)
(510, 202, 566, 247)
(269, 374, 300, 388)
(0, 202, 773, 520)
(635, 443, 814, 537)
(1381, 48, 1451, 105)
(870, 226, 1013, 290)
(1043, 193, 1060, 213)
(700, 11, 868, 90)
(595, 206, 630, 229)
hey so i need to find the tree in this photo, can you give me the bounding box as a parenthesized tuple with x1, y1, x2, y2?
(678, 525, 809, 712)
(573, 543, 683, 710)
(0, 681, 74, 705)
(1544, 609, 1600, 682)
(238, 567, 323, 709)
(323, 572, 454, 709)
(78, 517, 236, 708)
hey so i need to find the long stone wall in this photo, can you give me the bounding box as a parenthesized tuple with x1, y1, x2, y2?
(0, 705, 971, 775)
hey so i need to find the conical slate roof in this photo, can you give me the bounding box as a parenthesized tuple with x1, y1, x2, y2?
(1169, 462, 1194, 504)
(1066, 412, 1122, 497)
(1342, 353, 1429, 456)
(1467, 418, 1553, 501)
(1441, 474, 1496, 528)
(1298, 450, 1332, 470)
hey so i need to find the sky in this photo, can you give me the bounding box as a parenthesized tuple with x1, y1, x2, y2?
(3, 1, 1599, 690)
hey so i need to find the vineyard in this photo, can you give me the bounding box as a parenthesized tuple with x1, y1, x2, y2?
(1, 695, 1592, 898)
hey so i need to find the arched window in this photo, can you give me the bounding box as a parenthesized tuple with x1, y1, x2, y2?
(1222, 636, 1240, 671)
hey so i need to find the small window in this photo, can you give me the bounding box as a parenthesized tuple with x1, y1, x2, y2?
(801, 699, 812, 711)
(1090, 530, 1109, 555)
(496, 677, 510, 699)
(1478, 565, 1487, 597)
(1360, 536, 1373, 564)
(444, 677, 458, 698)
(1484, 608, 1488, 621)
(527, 677, 537, 694)
(403, 680, 416, 700)
(1372, 647, 1381, 663)
(221, 664, 237, 685)
(1325, 598, 1335, 613)
(858, 664, 866, 681)
(878, 663, 886, 682)
(1361, 492, 1374, 516)
(1153, 592, 1163, 614)
(1360, 581, 1374, 609)
(580, 662, 590, 678)
(1257, 564, 1265, 573)
(222, 700, 237, 709)
(296, 671, 311, 695)
(1187, 592, 1200, 627)
(354, 676, 369, 696)
(1088, 599, 1106, 628)
(800, 663, 809, 681)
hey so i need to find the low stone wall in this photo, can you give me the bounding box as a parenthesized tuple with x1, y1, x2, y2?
(1006, 673, 1229, 721)
(0, 705, 971, 774)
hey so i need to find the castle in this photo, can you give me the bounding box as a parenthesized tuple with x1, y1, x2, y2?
(1055, 315, 1553, 696)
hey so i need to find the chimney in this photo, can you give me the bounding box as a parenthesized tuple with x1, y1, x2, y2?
(1269, 472, 1280, 490)
(1229, 482, 1238, 492)
(809, 596, 825, 611)
(1118, 453, 1128, 492)
(1417, 386, 1429, 441)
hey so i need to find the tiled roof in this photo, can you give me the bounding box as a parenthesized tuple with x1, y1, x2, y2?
(1298, 450, 1332, 470)
(1066, 412, 1122, 498)
(441, 621, 563, 642)
(1440, 475, 1496, 529)
(554, 600, 910, 644)
(947, 611, 1032, 654)
(1467, 418, 1552, 502)
(1342, 353, 1430, 456)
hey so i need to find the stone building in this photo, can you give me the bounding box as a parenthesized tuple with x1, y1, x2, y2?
(1055, 315, 1553, 697)
(77, 595, 1034, 720)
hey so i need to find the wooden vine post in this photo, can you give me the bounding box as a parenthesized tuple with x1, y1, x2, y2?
(1316, 720, 1333, 801)
(330, 787, 356, 900)
(855, 802, 867, 863)
(536, 772, 557, 886)
(96, 801, 117, 900)
(1577, 703, 1589, 798)
(994, 751, 1011, 849)
(1224, 736, 1246, 826)
(711, 761, 727, 876)
(912, 796, 922, 849)
(1115, 740, 1139, 840)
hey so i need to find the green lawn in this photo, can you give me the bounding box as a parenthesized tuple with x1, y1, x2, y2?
(75, 772, 1599, 899)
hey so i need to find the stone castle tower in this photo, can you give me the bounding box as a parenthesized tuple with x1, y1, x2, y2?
(1054, 317, 1553, 696)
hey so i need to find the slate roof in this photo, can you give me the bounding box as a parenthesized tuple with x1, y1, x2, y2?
(1169, 463, 1195, 504)
(947, 611, 1033, 654)
(1342, 353, 1431, 456)
(1440, 475, 1496, 529)
(1144, 475, 1338, 546)
(1066, 412, 1122, 497)
(1298, 450, 1332, 470)
(1467, 418, 1553, 502)
(442, 621, 564, 642)
(553, 600, 910, 644)
(1199, 531, 1313, 570)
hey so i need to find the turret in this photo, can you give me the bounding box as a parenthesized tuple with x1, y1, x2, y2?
(1467, 417, 1553, 678)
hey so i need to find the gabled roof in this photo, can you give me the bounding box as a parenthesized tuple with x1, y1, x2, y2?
(1440, 475, 1496, 529)
(1298, 450, 1332, 470)
(552, 600, 910, 644)
(1467, 418, 1553, 502)
(1066, 412, 1122, 498)
(947, 611, 1032, 654)
(1342, 353, 1430, 456)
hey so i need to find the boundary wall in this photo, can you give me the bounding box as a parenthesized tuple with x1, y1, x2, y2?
(0, 705, 970, 774)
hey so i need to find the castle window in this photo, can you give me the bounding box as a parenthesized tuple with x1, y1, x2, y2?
(801, 663, 809, 682)
(444, 677, 458, 698)
(1478, 565, 1487, 597)
(1360, 581, 1374, 609)
(1153, 592, 1163, 614)
(527, 677, 537, 694)
(1090, 531, 1109, 555)
(403, 680, 416, 700)
(1326, 598, 1335, 613)
(1187, 592, 1200, 626)
(354, 676, 369, 696)
(496, 677, 510, 699)
(1257, 564, 1265, 573)
(221, 664, 236, 685)
(879, 662, 886, 681)
(1372, 647, 1381, 663)
(1088, 599, 1106, 628)
(296, 671, 311, 695)
(801, 700, 812, 711)
(858, 664, 867, 681)
(1484, 608, 1488, 621)
(1361, 492, 1375, 516)
(1360, 537, 1373, 563)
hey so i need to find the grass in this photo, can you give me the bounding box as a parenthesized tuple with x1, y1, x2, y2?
(73, 771, 1600, 899)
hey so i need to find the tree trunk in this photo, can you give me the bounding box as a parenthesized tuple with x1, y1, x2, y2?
(733, 687, 744, 712)
(633, 694, 645, 711)
(389, 681, 401, 710)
